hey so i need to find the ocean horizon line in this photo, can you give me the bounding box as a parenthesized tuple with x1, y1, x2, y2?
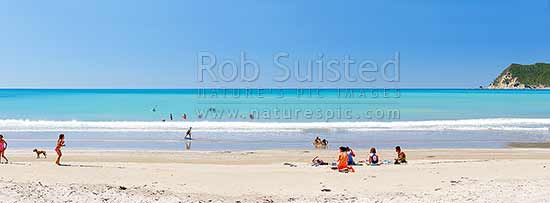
(1, 87, 550, 91)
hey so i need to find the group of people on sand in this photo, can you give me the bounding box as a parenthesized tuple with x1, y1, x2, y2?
(2, 131, 410, 172)
(312, 137, 329, 148)
(0, 134, 66, 166)
(313, 145, 407, 173)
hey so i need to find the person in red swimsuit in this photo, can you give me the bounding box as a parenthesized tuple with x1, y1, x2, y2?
(55, 134, 65, 165)
(0, 134, 8, 164)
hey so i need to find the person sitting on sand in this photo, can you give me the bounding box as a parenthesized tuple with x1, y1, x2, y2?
(368, 147, 379, 165)
(335, 146, 354, 173)
(0, 134, 8, 164)
(55, 134, 66, 166)
(346, 147, 356, 165)
(394, 146, 407, 164)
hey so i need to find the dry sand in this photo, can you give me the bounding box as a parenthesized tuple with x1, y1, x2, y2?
(1, 148, 550, 202)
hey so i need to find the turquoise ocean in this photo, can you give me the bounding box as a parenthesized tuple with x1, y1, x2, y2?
(1, 89, 549, 150)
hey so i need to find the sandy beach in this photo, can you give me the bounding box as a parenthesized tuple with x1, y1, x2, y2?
(3, 0, 550, 202)
(1, 148, 549, 202)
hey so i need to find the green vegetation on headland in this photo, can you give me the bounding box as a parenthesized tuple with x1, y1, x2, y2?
(489, 63, 550, 89)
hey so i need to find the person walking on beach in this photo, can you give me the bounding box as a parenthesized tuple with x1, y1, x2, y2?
(55, 134, 65, 165)
(0, 134, 8, 164)
(185, 127, 192, 140)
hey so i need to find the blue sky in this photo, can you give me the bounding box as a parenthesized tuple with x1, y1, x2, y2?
(0, 0, 549, 88)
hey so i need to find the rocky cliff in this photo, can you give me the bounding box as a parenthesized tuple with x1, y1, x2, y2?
(488, 63, 550, 89)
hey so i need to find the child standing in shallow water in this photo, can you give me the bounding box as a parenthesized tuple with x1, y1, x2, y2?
(0, 134, 8, 164)
(55, 134, 65, 165)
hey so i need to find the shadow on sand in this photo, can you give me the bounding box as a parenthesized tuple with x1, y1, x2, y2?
(58, 163, 104, 168)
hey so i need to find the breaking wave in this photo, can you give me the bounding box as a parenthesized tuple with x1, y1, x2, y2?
(0, 118, 549, 133)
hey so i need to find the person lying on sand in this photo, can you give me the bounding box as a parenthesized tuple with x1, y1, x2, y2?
(0, 134, 8, 164)
(394, 146, 407, 164)
(311, 156, 328, 166)
(368, 147, 380, 165)
(333, 146, 354, 173)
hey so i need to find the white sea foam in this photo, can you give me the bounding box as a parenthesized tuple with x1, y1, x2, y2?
(0, 118, 549, 133)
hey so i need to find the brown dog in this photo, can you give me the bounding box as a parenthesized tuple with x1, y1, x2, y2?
(33, 149, 47, 158)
